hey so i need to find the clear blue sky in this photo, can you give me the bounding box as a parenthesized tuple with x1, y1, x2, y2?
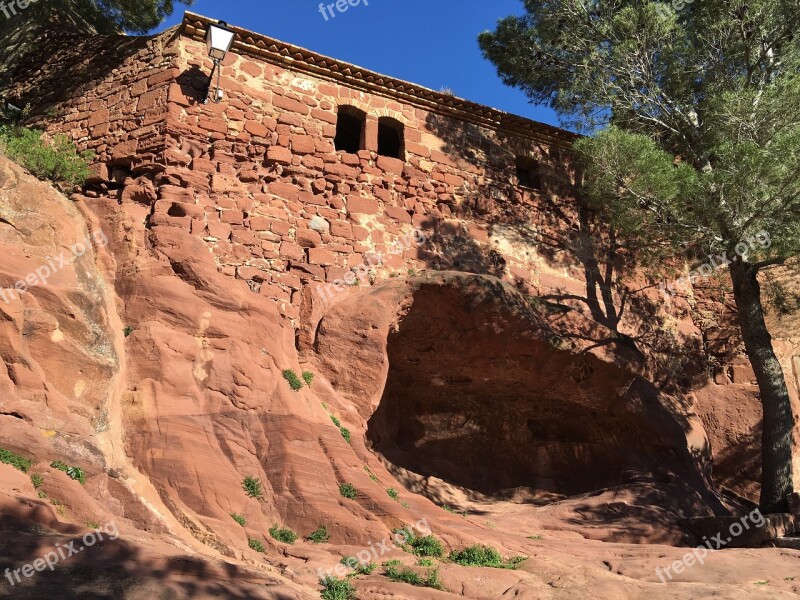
(154, 0, 562, 128)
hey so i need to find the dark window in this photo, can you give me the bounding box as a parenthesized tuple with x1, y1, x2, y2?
(378, 117, 404, 159)
(334, 106, 366, 153)
(516, 156, 543, 190)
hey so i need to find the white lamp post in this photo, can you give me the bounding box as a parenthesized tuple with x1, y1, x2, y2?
(203, 20, 235, 103)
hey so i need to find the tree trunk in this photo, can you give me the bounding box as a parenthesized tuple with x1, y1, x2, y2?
(729, 261, 795, 513)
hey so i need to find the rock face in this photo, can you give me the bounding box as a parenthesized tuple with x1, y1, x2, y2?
(309, 273, 716, 504)
(0, 10, 799, 599)
(0, 150, 799, 598)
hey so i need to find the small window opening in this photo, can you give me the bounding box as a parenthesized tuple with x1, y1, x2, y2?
(335, 106, 366, 153)
(378, 117, 404, 159)
(516, 156, 543, 190)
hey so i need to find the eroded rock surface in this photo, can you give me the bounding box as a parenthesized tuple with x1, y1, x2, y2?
(0, 156, 799, 598)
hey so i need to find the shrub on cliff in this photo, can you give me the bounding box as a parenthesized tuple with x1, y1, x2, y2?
(242, 476, 263, 499)
(0, 125, 93, 187)
(0, 448, 31, 473)
(268, 524, 298, 544)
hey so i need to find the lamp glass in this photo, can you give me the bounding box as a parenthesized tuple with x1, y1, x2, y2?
(206, 22, 235, 61)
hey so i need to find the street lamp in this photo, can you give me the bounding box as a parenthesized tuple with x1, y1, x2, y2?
(202, 20, 235, 104)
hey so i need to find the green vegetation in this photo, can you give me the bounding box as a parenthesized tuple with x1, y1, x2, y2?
(37, 491, 47, 499)
(449, 545, 527, 569)
(231, 513, 246, 527)
(123, 326, 134, 337)
(268, 524, 298, 544)
(302, 371, 314, 387)
(328, 414, 351, 443)
(382, 559, 403, 567)
(340, 557, 377, 575)
(0, 448, 32, 473)
(339, 483, 357, 499)
(416, 558, 434, 567)
(383, 563, 444, 590)
(85, 521, 100, 529)
(50, 460, 85, 485)
(0, 125, 93, 187)
(386, 487, 399, 500)
(320, 576, 356, 600)
(307, 525, 331, 543)
(339, 427, 351, 444)
(25, 0, 192, 34)
(30, 474, 43, 489)
(282, 369, 304, 391)
(480, 0, 800, 514)
(248, 538, 265, 553)
(364, 465, 379, 482)
(394, 528, 445, 558)
(527, 534, 543, 540)
(242, 476, 263, 499)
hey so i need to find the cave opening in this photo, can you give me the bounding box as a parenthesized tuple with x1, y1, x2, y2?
(365, 283, 673, 498)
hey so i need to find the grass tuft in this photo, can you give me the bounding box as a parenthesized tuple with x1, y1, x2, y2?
(307, 524, 331, 543)
(269, 524, 298, 544)
(282, 369, 304, 391)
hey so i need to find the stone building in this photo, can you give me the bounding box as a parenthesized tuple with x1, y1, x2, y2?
(1, 11, 582, 321)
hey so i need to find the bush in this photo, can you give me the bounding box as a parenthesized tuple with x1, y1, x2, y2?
(416, 558, 434, 567)
(448, 545, 526, 569)
(30, 473, 43, 489)
(302, 371, 314, 387)
(386, 487, 399, 500)
(282, 369, 303, 391)
(307, 524, 331, 543)
(269, 524, 298, 544)
(123, 326, 133, 337)
(339, 483, 357, 499)
(0, 126, 93, 187)
(330, 415, 341, 427)
(248, 538, 265, 552)
(410, 535, 444, 558)
(384, 564, 444, 590)
(50, 460, 85, 485)
(340, 556, 376, 575)
(242, 476, 263, 499)
(393, 528, 444, 558)
(231, 513, 246, 526)
(320, 576, 356, 600)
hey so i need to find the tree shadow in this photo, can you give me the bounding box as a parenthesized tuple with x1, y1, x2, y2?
(0, 26, 163, 121)
(0, 515, 296, 599)
(421, 112, 709, 392)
